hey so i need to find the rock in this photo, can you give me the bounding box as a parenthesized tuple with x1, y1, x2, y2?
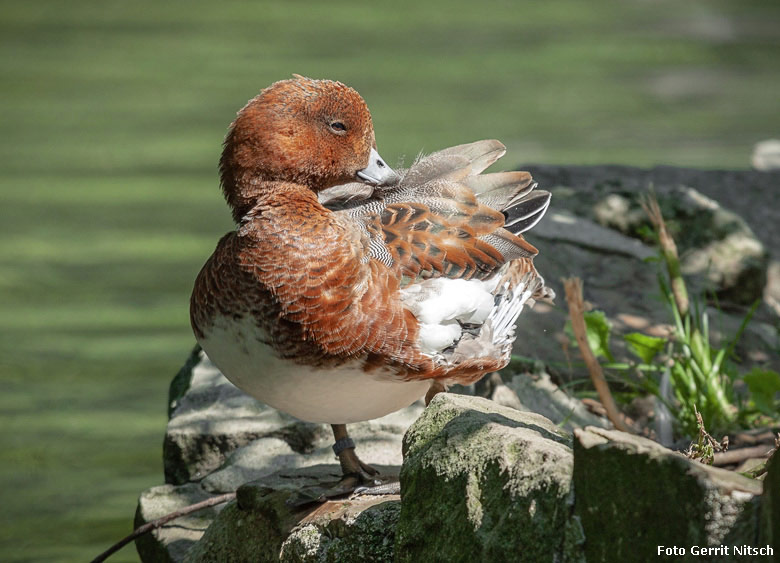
(534, 210, 655, 261)
(759, 449, 779, 550)
(135, 483, 226, 563)
(515, 164, 780, 378)
(590, 186, 767, 306)
(752, 139, 780, 171)
(766, 262, 780, 318)
(574, 427, 763, 562)
(183, 464, 399, 562)
(524, 163, 780, 309)
(395, 393, 574, 562)
(280, 498, 400, 563)
(138, 349, 423, 562)
(522, 165, 780, 253)
(496, 372, 611, 431)
(163, 348, 422, 486)
(512, 225, 662, 378)
(199, 405, 422, 494)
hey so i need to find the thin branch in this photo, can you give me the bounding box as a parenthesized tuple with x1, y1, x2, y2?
(563, 277, 633, 433)
(90, 492, 236, 563)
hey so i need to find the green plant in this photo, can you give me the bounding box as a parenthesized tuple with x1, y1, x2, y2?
(569, 287, 778, 438)
(684, 406, 727, 465)
(565, 194, 780, 439)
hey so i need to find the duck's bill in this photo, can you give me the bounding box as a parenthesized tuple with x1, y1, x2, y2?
(356, 147, 398, 186)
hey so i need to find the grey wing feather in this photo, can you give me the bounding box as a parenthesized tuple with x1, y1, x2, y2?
(320, 139, 550, 268)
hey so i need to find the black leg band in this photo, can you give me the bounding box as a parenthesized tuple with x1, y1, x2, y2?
(332, 437, 356, 456)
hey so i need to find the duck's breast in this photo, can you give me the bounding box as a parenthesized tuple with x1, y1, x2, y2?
(197, 315, 429, 424)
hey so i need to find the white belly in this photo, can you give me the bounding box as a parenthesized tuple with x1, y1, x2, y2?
(198, 316, 429, 424)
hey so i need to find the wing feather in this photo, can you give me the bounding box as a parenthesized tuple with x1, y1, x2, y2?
(320, 140, 550, 286)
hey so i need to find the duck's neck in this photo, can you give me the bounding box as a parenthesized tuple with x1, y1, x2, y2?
(220, 151, 329, 223)
(223, 174, 325, 225)
(221, 173, 266, 223)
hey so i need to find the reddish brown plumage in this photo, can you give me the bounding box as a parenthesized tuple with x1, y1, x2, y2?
(371, 191, 509, 284)
(191, 76, 550, 396)
(219, 77, 377, 222)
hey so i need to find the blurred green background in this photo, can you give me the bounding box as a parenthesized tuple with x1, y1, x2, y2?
(1, 0, 778, 560)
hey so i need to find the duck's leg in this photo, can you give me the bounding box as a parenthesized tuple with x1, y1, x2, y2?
(425, 380, 446, 405)
(347, 384, 448, 499)
(331, 423, 405, 498)
(330, 424, 379, 492)
(287, 424, 381, 506)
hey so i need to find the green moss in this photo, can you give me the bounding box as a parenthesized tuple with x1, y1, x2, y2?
(280, 501, 400, 563)
(280, 525, 327, 562)
(324, 502, 400, 563)
(759, 451, 779, 548)
(396, 395, 573, 562)
(185, 502, 283, 562)
(573, 429, 762, 563)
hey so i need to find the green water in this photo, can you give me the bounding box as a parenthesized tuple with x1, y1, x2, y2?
(1, 1, 778, 560)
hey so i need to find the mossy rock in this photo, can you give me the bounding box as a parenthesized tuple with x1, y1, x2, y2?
(280, 500, 400, 563)
(184, 465, 400, 563)
(395, 393, 574, 562)
(759, 449, 779, 554)
(573, 427, 763, 563)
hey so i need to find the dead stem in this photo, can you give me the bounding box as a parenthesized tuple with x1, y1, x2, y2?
(90, 492, 236, 563)
(563, 277, 633, 433)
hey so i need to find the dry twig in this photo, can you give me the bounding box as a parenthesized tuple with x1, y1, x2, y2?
(90, 492, 236, 563)
(563, 277, 633, 433)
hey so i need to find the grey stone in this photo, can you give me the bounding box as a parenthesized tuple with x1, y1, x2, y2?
(574, 426, 763, 563)
(395, 393, 574, 562)
(135, 483, 227, 563)
(280, 499, 400, 563)
(513, 164, 780, 379)
(200, 405, 422, 494)
(522, 165, 780, 256)
(183, 464, 400, 563)
(524, 163, 779, 308)
(534, 210, 655, 261)
(587, 186, 767, 305)
(752, 139, 780, 171)
(512, 231, 666, 376)
(495, 372, 611, 431)
(759, 449, 779, 552)
(766, 261, 780, 318)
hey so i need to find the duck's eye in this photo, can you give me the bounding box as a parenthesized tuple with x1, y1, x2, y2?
(329, 121, 347, 134)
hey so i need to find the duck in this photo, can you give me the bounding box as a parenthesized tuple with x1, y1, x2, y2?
(190, 75, 553, 493)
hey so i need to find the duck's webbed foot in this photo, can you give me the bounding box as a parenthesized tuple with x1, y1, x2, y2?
(287, 424, 395, 506)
